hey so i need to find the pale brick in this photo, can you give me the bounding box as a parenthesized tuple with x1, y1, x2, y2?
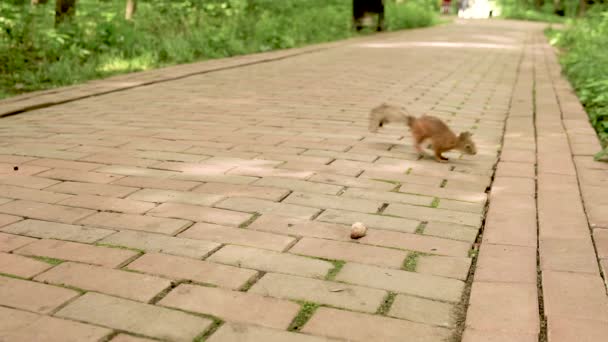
(208, 245, 332, 278)
(399, 183, 487, 203)
(179, 222, 294, 251)
(309, 173, 395, 190)
(215, 197, 320, 220)
(542, 270, 608, 321)
(37, 168, 123, 184)
(127, 188, 225, 206)
(547, 317, 608, 342)
(417, 255, 472, 280)
(149, 202, 253, 226)
(384, 202, 482, 227)
(284, 192, 382, 213)
(16, 239, 138, 267)
(194, 182, 289, 201)
(229, 166, 313, 179)
(127, 252, 257, 289)
(0, 162, 48, 176)
(112, 175, 201, 191)
(0, 276, 79, 313)
(462, 329, 537, 342)
(111, 334, 156, 342)
(207, 322, 339, 342)
(290, 237, 407, 268)
(0, 252, 52, 278)
(335, 263, 465, 302)
(26, 158, 103, 171)
(249, 215, 352, 241)
(80, 212, 191, 235)
(475, 244, 536, 283)
(0, 306, 111, 342)
(100, 230, 220, 258)
(466, 282, 539, 333)
(302, 307, 451, 342)
(35, 262, 170, 302)
(46, 181, 139, 197)
(254, 177, 342, 195)
(95, 165, 179, 178)
(0, 232, 35, 252)
(360, 169, 442, 187)
(362, 229, 471, 257)
(540, 238, 599, 274)
(317, 209, 418, 233)
(424, 221, 479, 243)
(59, 194, 156, 214)
(159, 284, 299, 329)
(0, 200, 96, 224)
(0, 175, 60, 189)
(250, 273, 386, 313)
(342, 187, 433, 206)
(173, 172, 258, 185)
(438, 199, 485, 214)
(133, 150, 208, 162)
(1, 219, 114, 243)
(0, 184, 73, 203)
(0, 213, 22, 228)
(389, 294, 455, 327)
(56, 292, 212, 341)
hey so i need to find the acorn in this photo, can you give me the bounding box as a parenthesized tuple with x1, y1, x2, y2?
(350, 222, 367, 239)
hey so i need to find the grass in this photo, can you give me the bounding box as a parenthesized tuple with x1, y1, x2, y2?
(325, 260, 345, 280)
(288, 301, 320, 331)
(28, 255, 64, 265)
(402, 252, 421, 272)
(430, 197, 440, 208)
(376, 292, 397, 315)
(545, 5, 608, 160)
(0, 0, 439, 99)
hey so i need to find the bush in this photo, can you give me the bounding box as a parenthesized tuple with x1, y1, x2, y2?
(0, 0, 438, 99)
(547, 5, 608, 159)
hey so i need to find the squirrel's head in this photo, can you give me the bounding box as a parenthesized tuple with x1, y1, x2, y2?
(457, 131, 477, 155)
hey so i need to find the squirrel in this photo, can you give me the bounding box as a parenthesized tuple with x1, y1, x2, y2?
(369, 103, 477, 162)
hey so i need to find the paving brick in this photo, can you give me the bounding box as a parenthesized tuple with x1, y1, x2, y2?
(0, 306, 112, 342)
(475, 244, 536, 283)
(0, 200, 96, 224)
(500, 148, 536, 163)
(133, 150, 209, 162)
(308, 173, 395, 190)
(193, 182, 289, 201)
(37, 168, 124, 184)
(46, 181, 139, 198)
(127, 252, 256, 289)
(495, 161, 536, 178)
(301, 307, 451, 342)
(540, 238, 599, 274)
(0, 213, 22, 228)
(0, 175, 60, 189)
(302, 149, 377, 162)
(0, 155, 37, 164)
(593, 228, 608, 258)
(360, 169, 442, 187)
(179, 222, 294, 251)
(26, 158, 104, 171)
(112, 175, 201, 191)
(342, 187, 433, 206)
(0, 276, 80, 313)
(290, 237, 407, 268)
(384, 202, 482, 227)
(59, 194, 156, 214)
(16, 238, 139, 267)
(0, 252, 52, 278)
(0, 232, 35, 252)
(36, 262, 170, 302)
(491, 176, 535, 195)
(207, 322, 339, 342)
(547, 316, 608, 342)
(127, 188, 224, 206)
(249, 215, 352, 240)
(100, 230, 220, 258)
(215, 197, 320, 220)
(56, 292, 212, 341)
(80, 212, 191, 235)
(335, 263, 465, 302)
(399, 183, 487, 203)
(208, 245, 332, 278)
(462, 329, 537, 342)
(254, 177, 343, 195)
(149, 202, 253, 226)
(361, 229, 472, 257)
(111, 334, 156, 342)
(466, 282, 539, 333)
(542, 270, 608, 321)
(159, 284, 299, 329)
(317, 209, 418, 233)
(249, 272, 386, 313)
(416, 255, 471, 280)
(389, 294, 455, 327)
(0, 184, 73, 203)
(1, 219, 114, 243)
(284, 192, 382, 213)
(438, 199, 485, 214)
(95, 165, 180, 178)
(482, 194, 537, 247)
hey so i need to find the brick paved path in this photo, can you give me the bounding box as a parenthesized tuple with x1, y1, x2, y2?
(0, 19, 607, 342)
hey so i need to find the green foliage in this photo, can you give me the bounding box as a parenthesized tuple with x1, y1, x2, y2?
(0, 0, 438, 99)
(547, 5, 608, 157)
(497, 0, 568, 22)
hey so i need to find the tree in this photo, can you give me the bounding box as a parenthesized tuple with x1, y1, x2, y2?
(31, 0, 49, 4)
(55, 0, 76, 26)
(125, 0, 137, 20)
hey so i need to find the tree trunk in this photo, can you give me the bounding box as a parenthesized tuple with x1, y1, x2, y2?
(31, 0, 49, 5)
(579, 0, 587, 16)
(125, 0, 137, 20)
(55, 0, 77, 26)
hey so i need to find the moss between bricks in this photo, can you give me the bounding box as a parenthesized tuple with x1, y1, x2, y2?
(402, 252, 421, 272)
(238, 212, 261, 228)
(325, 260, 345, 281)
(288, 301, 320, 331)
(376, 292, 397, 315)
(193, 319, 224, 342)
(27, 255, 64, 265)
